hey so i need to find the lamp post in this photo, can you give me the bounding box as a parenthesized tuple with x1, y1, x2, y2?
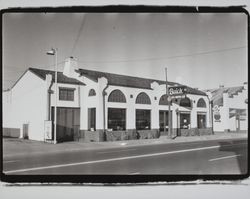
(47, 48, 58, 144)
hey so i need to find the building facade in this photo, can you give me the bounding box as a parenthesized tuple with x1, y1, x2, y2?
(3, 58, 213, 142)
(205, 84, 248, 133)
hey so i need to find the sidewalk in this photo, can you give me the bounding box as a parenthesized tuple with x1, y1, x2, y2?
(3, 132, 248, 158)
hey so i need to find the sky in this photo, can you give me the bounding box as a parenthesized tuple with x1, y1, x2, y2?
(2, 12, 248, 90)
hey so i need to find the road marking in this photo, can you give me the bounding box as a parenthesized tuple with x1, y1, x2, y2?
(3, 160, 19, 163)
(97, 149, 136, 154)
(4, 142, 247, 174)
(209, 154, 242, 162)
(129, 172, 140, 175)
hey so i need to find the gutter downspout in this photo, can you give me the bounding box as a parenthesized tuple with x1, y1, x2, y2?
(206, 95, 214, 135)
(47, 81, 53, 120)
(102, 84, 109, 141)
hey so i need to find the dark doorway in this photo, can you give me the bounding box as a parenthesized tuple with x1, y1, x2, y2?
(51, 107, 80, 142)
(197, 113, 206, 129)
(88, 108, 96, 131)
(159, 110, 172, 136)
(23, 123, 29, 139)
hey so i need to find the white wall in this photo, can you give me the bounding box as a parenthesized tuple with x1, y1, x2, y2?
(209, 85, 248, 132)
(79, 76, 106, 130)
(103, 82, 211, 130)
(3, 70, 47, 141)
(50, 83, 82, 108)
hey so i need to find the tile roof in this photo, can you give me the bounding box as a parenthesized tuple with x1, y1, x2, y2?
(29, 68, 85, 85)
(76, 68, 207, 96)
(25, 67, 206, 96)
(204, 86, 244, 106)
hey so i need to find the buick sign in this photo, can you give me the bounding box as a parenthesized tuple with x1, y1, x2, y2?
(168, 86, 187, 96)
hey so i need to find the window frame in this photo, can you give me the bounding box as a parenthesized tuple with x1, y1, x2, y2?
(59, 87, 75, 101)
(108, 108, 126, 131)
(159, 94, 170, 105)
(88, 89, 96, 97)
(136, 109, 151, 130)
(197, 98, 207, 108)
(135, 92, 151, 105)
(179, 112, 191, 129)
(108, 89, 126, 103)
(179, 97, 191, 108)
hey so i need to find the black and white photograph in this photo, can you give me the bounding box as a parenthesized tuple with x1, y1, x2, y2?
(1, 7, 248, 181)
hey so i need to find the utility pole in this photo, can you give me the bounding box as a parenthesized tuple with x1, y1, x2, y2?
(165, 68, 172, 139)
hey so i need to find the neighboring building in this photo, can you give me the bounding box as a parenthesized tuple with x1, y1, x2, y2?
(3, 58, 212, 142)
(205, 83, 248, 133)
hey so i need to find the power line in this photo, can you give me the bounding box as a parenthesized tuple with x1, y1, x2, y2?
(70, 14, 87, 56)
(77, 46, 247, 64)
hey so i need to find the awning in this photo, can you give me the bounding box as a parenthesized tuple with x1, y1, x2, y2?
(229, 108, 246, 119)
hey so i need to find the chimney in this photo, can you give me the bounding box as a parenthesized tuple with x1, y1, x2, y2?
(63, 57, 79, 79)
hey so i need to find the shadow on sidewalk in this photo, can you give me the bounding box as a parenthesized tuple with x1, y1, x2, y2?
(218, 140, 248, 174)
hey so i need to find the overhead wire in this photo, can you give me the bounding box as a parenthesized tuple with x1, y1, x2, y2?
(77, 45, 247, 64)
(70, 14, 87, 57)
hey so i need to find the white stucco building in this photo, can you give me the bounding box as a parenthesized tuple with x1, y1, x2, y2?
(3, 58, 213, 142)
(205, 83, 248, 133)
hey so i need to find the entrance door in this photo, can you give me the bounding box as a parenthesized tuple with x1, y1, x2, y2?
(159, 110, 172, 136)
(88, 108, 96, 131)
(51, 107, 80, 142)
(23, 123, 29, 139)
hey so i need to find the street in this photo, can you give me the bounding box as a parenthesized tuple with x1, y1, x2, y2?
(3, 138, 248, 175)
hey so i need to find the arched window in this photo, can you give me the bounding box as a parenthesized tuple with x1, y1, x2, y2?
(180, 97, 191, 107)
(159, 94, 170, 105)
(197, 98, 206, 108)
(136, 92, 151, 104)
(88, 89, 96, 96)
(108, 89, 126, 103)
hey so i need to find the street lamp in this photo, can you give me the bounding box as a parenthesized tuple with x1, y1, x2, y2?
(46, 48, 58, 144)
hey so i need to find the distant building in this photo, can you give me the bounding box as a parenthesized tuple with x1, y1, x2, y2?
(3, 58, 212, 142)
(205, 83, 248, 133)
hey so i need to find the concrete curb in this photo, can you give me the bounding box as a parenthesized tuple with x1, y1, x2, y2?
(3, 133, 247, 158)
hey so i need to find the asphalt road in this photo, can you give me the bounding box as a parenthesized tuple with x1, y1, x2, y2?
(3, 138, 248, 175)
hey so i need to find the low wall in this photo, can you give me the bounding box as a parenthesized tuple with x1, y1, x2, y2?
(79, 130, 105, 142)
(79, 129, 160, 142)
(173, 128, 213, 137)
(137, 129, 160, 139)
(79, 128, 212, 142)
(106, 130, 137, 141)
(3, 128, 20, 138)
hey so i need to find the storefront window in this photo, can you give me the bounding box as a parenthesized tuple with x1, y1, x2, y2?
(108, 108, 126, 131)
(136, 109, 151, 130)
(180, 113, 191, 129)
(197, 113, 206, 128)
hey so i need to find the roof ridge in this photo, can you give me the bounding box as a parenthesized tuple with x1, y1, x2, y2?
(77, 67, 176, 84)
(28, 67, 206, 96)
